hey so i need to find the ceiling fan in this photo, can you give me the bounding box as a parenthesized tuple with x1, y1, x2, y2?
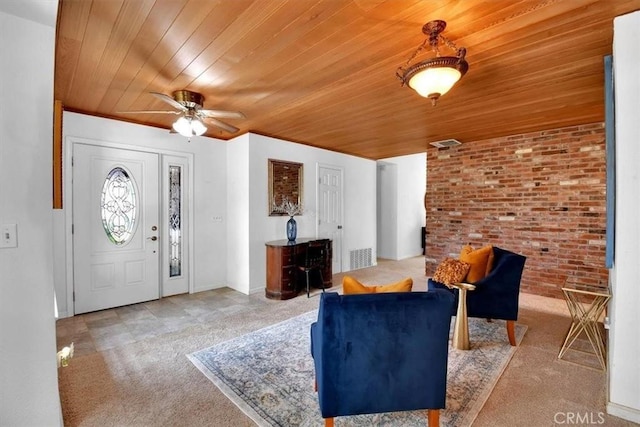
(120, 90, 245, 136)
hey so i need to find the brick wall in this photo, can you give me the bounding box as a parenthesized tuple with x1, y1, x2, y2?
(424, 122, 608, 298)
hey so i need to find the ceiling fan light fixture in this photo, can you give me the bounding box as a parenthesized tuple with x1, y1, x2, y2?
(396, 20, 468, 105)
(120, 90, 243, 135)
(172, 116, 207, 137)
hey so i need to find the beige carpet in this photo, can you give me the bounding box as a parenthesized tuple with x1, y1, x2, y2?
(188, 310, 525, 426)
(58, 257, 636, 426)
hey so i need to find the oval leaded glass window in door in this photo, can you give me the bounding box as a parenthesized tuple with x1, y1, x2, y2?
(100, 167, 138, 245)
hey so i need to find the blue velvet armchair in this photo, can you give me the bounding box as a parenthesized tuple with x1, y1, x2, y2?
(428, 246, 526, 345)
(310, 290, 455, 427)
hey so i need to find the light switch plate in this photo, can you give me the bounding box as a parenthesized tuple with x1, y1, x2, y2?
(0, 224, 17, 248)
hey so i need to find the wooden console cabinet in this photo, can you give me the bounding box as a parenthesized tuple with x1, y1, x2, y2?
(265, 238, 332, 300)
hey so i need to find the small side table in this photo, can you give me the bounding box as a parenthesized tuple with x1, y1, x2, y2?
(558, 286, 611, 370)
(449, 282, 476, 350)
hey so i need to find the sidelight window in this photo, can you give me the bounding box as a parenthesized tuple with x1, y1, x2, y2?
(169, 165, 182, 277)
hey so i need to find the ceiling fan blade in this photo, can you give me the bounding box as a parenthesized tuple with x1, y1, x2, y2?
(117, 110, 182, 115)
(150, 92, 187, 111)
(204, 117, 240, 133)
(199, 109, 246, 119)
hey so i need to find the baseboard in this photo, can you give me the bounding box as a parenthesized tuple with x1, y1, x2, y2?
(193, 284, 216, 293)
(607, 401, 640, 423)
(56, 310, 71, 319)
(248, 286, 263, 295)
(193, 284, 237, 294)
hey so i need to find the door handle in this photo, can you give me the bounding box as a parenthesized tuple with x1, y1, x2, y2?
(337, 225, 343, 229)
(147, 236, 158, 241)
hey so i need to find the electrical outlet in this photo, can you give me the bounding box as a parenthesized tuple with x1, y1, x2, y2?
(0, 224, 17, 248)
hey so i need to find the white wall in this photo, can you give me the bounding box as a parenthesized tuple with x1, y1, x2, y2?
(226, 134, 251, 292)
(58, 116, 377, 299)
(57, 112, 229, 316)
(377, 153, 426, 260)
(608, 10, 640, 423)
(226, 133, 377, 294)
(0, 7, 62, 426)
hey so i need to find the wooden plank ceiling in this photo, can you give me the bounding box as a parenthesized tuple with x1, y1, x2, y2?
(55, 0, 640, 160)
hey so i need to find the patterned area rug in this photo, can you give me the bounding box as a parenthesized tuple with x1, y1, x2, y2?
(188, 310, 526, 427)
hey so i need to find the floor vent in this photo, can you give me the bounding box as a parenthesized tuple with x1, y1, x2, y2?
(349, 248, 373, 270)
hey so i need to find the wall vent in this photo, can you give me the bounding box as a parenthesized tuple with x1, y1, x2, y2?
(429, 139, 462, 148)
(349, 248, 373, 270)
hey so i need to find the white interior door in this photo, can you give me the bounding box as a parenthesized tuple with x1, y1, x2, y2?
(73, 144, 160, 314)
(317, 164, 343, 273)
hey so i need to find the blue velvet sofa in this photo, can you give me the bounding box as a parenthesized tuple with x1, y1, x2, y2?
(310, 290, 455, 427)
(428, 246, 526, 345)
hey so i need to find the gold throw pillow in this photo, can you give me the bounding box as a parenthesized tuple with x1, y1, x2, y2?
(342, 276, 413, 294)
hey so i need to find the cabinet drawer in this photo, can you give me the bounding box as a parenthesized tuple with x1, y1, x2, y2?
(281, 247, 295, 265)
(281, 266, 297, 288)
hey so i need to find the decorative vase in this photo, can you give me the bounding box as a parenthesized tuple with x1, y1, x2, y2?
(286, 216, 297, 241)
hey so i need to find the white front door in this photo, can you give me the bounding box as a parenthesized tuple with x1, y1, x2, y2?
(73, 144, 160, 314)
(317, 164, 343, 273)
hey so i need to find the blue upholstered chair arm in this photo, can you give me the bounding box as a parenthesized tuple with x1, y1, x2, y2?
(310, 290, 454, 419)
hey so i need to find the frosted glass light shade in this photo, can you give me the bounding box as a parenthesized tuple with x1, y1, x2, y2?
(408, 66, 462, 99)
(191, 119, 206, 136)
(172, 117, 191, 136)
(172, 116, 207, 137)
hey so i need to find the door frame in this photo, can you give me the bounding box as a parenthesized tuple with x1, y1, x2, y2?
(63, 136, 195, 316)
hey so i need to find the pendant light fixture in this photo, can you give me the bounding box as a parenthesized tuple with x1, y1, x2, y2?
(396, 20, 469, 106)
